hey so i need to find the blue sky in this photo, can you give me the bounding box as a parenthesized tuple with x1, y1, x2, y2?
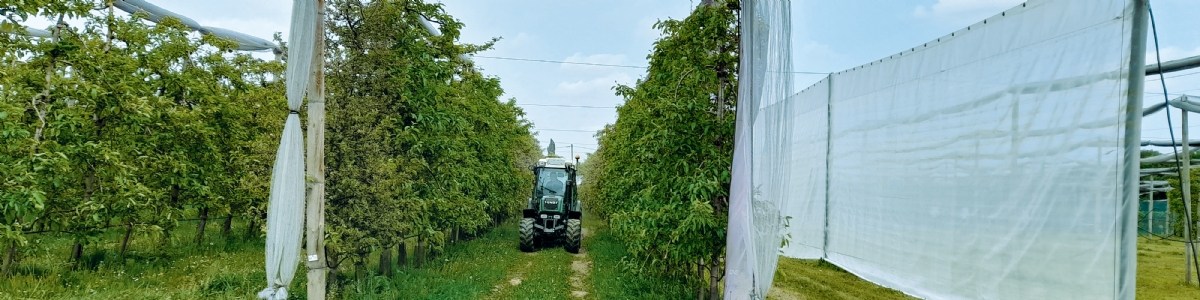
(22, 0, 1200, 158)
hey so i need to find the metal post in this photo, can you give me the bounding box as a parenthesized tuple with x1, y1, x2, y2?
(821, 75, 833, 258)
(1186, 109, 1195, 284)
(305, 0, 328, 298)
(1146, 54, 1200, 75)
(1122, 0, 1149, 296)
(1149, 191, 1154, 234)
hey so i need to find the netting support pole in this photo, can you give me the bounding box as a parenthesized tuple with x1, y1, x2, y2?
(1184, 109, 1195, 284)
(821, 75, 833, 259)
(1123, 0, 1149, 296)
(305, 0, 329, 298)
(1148, 190, 1154, 233)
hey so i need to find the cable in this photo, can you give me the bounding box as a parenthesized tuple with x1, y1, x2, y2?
(469, 55, 830, 74)
(472, 55, 646, 69)
(518, 103, 616, 109)
(1149, 3, 1200, 282)
(1175, 86, 1200, 95)
(534, 128, 598, 133)
(552, 142, 599, 146)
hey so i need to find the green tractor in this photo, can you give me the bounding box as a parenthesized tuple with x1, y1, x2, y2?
(519, 150, 583, 253)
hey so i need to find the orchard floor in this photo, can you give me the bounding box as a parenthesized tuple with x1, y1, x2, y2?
(5, 221, 1199, 299)
(767, 236, 1200, 299)
(0, 217, 690, 299)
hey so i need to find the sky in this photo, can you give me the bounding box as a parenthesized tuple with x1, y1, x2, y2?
(20, 0, 1200, 159)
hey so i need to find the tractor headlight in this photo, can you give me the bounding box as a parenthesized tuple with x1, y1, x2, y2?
(554, 215, 561, 219)
(541, 214, 548, 219)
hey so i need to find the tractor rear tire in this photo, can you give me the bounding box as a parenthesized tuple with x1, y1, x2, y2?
(519, 218, 536, 252)
(565, 219, 581, 254)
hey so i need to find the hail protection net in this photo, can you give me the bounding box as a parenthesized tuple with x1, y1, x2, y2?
(114, 0, 279, 52)
(724, 0, 793, 299)
(733, 0, 1143, 299)
(259, 0, 316, 299)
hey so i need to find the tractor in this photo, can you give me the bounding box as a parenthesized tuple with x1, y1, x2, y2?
(519, 150, 583, 253)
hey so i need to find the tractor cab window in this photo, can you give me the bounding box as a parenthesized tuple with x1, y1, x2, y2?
(537, 168, 569, 196)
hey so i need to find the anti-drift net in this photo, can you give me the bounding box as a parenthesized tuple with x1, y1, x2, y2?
(724, 0, 793, 298)
(728, 0, 1142, 299)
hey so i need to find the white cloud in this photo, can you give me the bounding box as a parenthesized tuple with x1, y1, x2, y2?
(913, 0, 1022, 20)
(554, 72, 636, 98)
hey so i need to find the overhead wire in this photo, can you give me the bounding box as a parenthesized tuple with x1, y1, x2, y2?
(534, 128, 599, 133)
(471, 55, 646, 69)
(469, 54, 830, 74)
(518, 103, 616, 109)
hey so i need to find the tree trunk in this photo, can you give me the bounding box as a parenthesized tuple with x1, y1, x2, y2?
(163, 184, 181, 247)
(222, 214, 233, 237)
(2, 241, 17, 275)
(355, 256, 366, 279)
(378, 247, 392, 276)
(119, 223, 134, 258)
(70, 241, 83, 270)
(162, 228, 172, 248)
(397, 241, 407, 267)
(415, 236, 424, 268)
(195, 207, 209, 246)
(246, 217, 257, 237)
(327, 266, 339, 292)
(326, 246, 340, 290)
(709, 253, 721, 299)
(698, 260, 706, 300)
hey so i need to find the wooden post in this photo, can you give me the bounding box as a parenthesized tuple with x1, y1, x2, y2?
(305, 0, 329, 298)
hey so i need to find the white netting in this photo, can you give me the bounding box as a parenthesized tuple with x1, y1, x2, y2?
(733, 0, 1144, 299)
(778, 78, 828, 260)
(724, 0, 793, 299)
(259, 0, 316, 299)
(114, 0, 279, 52)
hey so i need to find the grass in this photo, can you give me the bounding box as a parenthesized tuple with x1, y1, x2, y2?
(1136, 237, 1200, 299)
(14, 217, 1197, 299)
(0, 218, 278, 299)
(343, 217, 696, 299)
(768, 236, 1200, 299)
(341, 219, 541, 299)
(768, 258, 911, 300)
(0, 215, 700, 299)
(586, 220, 694, 299)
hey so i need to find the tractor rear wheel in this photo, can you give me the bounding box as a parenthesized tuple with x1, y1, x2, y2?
(519, 218, 536, 252)
(565, 219, 581, 253)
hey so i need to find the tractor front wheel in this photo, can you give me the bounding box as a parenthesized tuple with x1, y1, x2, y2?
(565, 219, 581, 253)
(519, 218, 536, 252)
